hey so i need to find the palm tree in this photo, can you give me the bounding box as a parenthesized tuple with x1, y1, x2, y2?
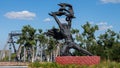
(37, 29, 48, 62)
(46, 37, 57, 62)
(17, 25, 36, 62)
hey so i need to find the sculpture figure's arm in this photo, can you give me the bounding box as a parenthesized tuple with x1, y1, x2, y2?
(49, 12, 64, 29)
(54, 15, 62, 29)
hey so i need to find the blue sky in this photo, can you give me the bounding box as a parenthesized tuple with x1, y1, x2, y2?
(0, 0, 120, 50)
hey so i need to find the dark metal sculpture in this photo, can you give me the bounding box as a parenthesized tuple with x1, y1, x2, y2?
(46, 3, 93, 56)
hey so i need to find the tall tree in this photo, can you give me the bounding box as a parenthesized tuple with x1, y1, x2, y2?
(97, 29, 120, 60)
(98, 29, 117, 48)
(72, 22, 99, 56)
(78, 22, 98, 51)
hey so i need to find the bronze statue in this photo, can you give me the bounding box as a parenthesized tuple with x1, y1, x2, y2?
(46, 3, 93, 56)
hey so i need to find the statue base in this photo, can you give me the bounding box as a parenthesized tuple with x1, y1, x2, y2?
(55, 56, 100, 65)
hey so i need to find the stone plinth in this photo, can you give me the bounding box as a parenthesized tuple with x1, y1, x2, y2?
(55, 56, 100, 65)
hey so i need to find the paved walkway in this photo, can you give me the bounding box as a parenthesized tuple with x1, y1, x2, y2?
(0, 66, 28, 68)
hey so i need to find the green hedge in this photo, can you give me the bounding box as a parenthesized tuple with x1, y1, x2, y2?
(29, 61, 120, 68)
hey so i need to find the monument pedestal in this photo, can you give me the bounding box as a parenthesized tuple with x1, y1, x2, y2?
(55, 56, 100, 65)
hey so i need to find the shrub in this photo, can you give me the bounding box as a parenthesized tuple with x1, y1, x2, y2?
(29, 61, 120, 68)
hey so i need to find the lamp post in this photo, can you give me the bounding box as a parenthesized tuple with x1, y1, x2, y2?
(9, 44, 11, 62)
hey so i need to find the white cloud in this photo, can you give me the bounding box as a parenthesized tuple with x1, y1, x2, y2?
(89, 21, 94, 24)
(97, 22, 113, 30)
(43, 18, 52, 22)
(4, 11, 36, 20)
(97, 22, 107, 25)
(43, 17, 67, 23)
(101, 0, 120, 3)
